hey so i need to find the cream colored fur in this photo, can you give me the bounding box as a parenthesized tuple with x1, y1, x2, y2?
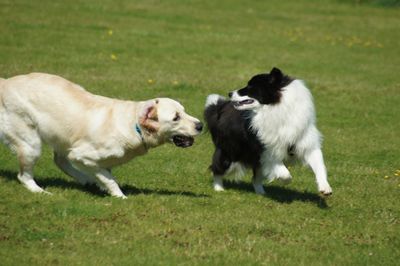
(0, 73, 201, 198)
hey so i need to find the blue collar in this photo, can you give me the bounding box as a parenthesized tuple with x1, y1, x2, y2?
(135, 124, 147, 149)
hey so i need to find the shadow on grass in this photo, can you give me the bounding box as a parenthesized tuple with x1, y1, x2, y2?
(224, 180, 329, 209)
(121, 184, 209, 198)
(0, 169, 209, 198)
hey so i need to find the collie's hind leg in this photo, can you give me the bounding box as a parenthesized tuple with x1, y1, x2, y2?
(213, 175, 225, 192)
(210, 149, 231, 192)
(252, 167, 266, 195)
(304, 148, 332, 196)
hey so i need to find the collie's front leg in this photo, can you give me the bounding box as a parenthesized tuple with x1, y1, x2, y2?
(270, 163, 292, 185)
(304, 148, 332, 196)
(260, 151, 292, 185)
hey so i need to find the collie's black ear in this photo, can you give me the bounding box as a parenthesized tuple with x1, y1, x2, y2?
(269, 67, 283, 84)
(270, 67, 282, 75)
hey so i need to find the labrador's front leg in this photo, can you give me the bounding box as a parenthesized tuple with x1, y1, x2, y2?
(93, 168, 127, 199)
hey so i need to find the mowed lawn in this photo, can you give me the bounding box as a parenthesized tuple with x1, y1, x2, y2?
(0, 0, 399, 265)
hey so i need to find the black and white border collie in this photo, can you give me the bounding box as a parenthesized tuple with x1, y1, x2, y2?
(204, 67, 332, 196)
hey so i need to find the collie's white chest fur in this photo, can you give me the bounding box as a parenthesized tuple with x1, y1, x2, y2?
(251, 80, 320, 160)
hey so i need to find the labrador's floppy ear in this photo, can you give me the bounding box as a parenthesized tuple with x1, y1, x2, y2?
(139, 99, 159, 133)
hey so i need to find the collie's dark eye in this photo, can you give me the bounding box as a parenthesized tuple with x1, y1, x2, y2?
(173, 112, 181, 122)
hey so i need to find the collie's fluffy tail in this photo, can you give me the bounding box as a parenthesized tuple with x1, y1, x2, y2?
(204, 94, 226, 131)
(205, 94, 225, 108)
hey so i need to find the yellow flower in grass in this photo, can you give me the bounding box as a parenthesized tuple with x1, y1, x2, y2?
(108, 30, 113, 36)
(384, 175, 390, 179)
(364, 41, 371, 47)
(148, 79, 154, 84)
(110, 54, 117, 60)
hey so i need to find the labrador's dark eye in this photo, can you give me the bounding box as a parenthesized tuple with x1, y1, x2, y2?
(173, 112, 181, 122)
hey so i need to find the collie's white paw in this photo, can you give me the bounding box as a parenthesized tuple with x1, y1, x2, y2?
(318, 183, 333, 196)
(213, 176, 225, 192)
(114, 194, 128, 199)
(213, 183, 225, 192)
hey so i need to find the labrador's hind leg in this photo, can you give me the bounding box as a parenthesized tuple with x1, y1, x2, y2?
(15, 136, 49, 194)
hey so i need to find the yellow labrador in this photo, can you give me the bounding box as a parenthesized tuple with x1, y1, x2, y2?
(0, 73, 202, 198)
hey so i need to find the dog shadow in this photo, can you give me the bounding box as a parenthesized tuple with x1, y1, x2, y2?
(1, 169, 325, 206)
(0, 169, 209, 198)
(223, 180, 329, 209)
(121, 184, 209, 198)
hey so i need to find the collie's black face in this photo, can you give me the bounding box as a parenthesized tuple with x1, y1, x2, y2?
(230, 67, 293, 110)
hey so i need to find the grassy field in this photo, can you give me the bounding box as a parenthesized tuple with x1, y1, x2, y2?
(0, 0, 399, 265)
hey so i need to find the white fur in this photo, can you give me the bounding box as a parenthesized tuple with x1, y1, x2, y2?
(212, 162, 247, 192)
(213, 175, 225, 192)
(231, 80, 332, 195)
(0, 73, 201, 198)
(205, 94, 224, 108)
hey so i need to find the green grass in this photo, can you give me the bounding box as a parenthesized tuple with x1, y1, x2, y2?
(0, 0, 399, 265)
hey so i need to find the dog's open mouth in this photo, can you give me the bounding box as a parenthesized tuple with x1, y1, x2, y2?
(233, 99, 255, 107)
(172, 135, 194, 148)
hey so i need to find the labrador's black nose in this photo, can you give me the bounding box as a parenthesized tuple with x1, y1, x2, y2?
(195, 122, 203, 132)
(228, 92, 233, 98)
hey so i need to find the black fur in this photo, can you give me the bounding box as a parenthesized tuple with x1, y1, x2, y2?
(204, 99, 264, 175)
(235, 67, 293, 105)
(205, 67, 293, 177)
